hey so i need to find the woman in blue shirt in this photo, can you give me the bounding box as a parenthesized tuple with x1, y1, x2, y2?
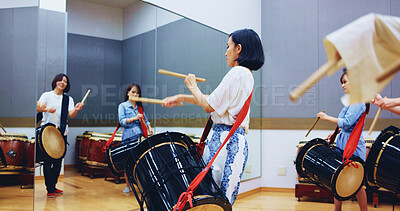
(317, 69, 368, 211)
(118, 83, 153, 193)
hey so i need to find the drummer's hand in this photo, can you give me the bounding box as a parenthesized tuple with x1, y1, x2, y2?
(185, 74, 197, 90)
(372, 94, 383, 106)
(163, 95, 180, 108)
(37, 101, 47, 110)
(148, 127, 154, 135)
(136, 113, 143, 120)
(317, 112, 328, 120)
(75, 102, 84, 111)
(380, 98, 400, 110)
(326, 131, 334, 141)
(47, 107, 56, 113)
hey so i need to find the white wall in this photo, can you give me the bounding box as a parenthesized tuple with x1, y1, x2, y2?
(142, 0, 262, 35)
(262, 129, 381, 189)
(123, 1, 182, 39)
(0, 0, 38, 8)
(67, 0, 123, 40)
(40, 0, 65, 12)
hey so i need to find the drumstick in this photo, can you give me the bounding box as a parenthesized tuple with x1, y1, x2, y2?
(81, 90, 91, 104)
(305, 110, 324, 137)
(140, 118, 150, 134)
(368, 97, 386, 135)
(53, 113, 58, 128)
(158, 69, 206, 83)
(0, 122, 7, 133)
(290, 56, 342, 102)
(376, 59, 400, 82)
(130, 96, 183, 106)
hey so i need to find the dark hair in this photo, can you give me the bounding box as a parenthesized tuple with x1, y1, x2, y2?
(51, 73, 70, 93)
(125, 83, 142, 107)
(340, 67, 347, 84)
(229, 29, 265, 71)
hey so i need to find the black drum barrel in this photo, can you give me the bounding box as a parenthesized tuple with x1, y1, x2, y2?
(296, 138, 365, 201)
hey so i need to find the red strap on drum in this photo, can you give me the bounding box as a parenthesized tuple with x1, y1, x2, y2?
(102, 123, 120, 153)
(342, 111, 367, 166)
(174, 91, 253, 211)
(137, 105, 148, 138)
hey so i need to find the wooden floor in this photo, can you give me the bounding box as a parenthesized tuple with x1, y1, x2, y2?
(0, 167, 398, 210)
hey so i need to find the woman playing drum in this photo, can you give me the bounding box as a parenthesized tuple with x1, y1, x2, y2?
(163, 28, 264, 205)
(316, 68, 368, 211)
(118, 83, 154, 193)
(37, 73, 84, 198)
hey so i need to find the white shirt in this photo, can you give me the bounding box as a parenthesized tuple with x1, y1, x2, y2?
(38, 91, 75, 135)
(206, 66, 254, 133)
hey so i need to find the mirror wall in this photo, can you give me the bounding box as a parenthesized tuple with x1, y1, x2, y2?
(0, 5, 38, 210)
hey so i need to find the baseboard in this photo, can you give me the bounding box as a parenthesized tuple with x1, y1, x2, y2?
(237, 187, 294, 200)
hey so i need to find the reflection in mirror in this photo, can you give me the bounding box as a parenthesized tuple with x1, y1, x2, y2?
(0, 5, 38, 210)
(33, 0, 261, 209)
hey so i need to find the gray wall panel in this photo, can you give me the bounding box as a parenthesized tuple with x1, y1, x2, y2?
(12, 8, 38, 117)
(68, 34, 122, 121)
(139, 30, 156, 119)
(0, 9, 13, 117)
(262, 0, 319, 118)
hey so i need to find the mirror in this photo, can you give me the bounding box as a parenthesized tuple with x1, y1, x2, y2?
(0, 5, 38, 210)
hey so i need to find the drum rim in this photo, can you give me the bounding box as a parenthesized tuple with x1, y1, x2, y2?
(178, 194, 232, 211)
(332, 160, 365, 200)
(295, 138, 328, 178)
(38, 123, 66, 161)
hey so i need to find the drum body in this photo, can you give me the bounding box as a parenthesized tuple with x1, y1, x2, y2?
(106, 140, 136, 175)
(86, 133, 111, 168)
(0, 133, 29, 173)
(296, 138, 365, 201)
(125, 132, 231, 211)
(365, 125, 400, 193)
(36, 123, 66, 162)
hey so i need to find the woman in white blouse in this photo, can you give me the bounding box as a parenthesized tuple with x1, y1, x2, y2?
(163, 29, 264, 205)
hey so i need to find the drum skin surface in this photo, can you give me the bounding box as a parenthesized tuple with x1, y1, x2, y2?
(37, 123, 66, 162)
(365, 125, 400, 193)
(296, 138, 365, 201)
(125, 132, 231, 211)
(42, 126, 65, 159)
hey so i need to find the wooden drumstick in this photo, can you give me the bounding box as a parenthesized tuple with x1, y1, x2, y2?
(140, 118, 151, 134)
(0, 122, 7, 133)
(158, 69, 206, 83)
(290, 56, 342, 102)
(53, 113, 58, 128)
(305, 110, 324, 137)
(81, 90, 91, 104)
(368, 97, 386, 135)
(130, 96, 183, 106)
(376, 59, 400, 82)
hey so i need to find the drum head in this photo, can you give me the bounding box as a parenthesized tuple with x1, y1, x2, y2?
(41, 125, 65, 159)
(335, 161, 364, 199)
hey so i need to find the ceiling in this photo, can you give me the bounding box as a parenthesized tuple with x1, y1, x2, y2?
(77, 0, 139, 9)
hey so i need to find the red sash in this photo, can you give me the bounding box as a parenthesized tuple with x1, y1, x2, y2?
(342, 111, 367, 165)
(137, 105, 148, 138)
(174, 91, 252, 211)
